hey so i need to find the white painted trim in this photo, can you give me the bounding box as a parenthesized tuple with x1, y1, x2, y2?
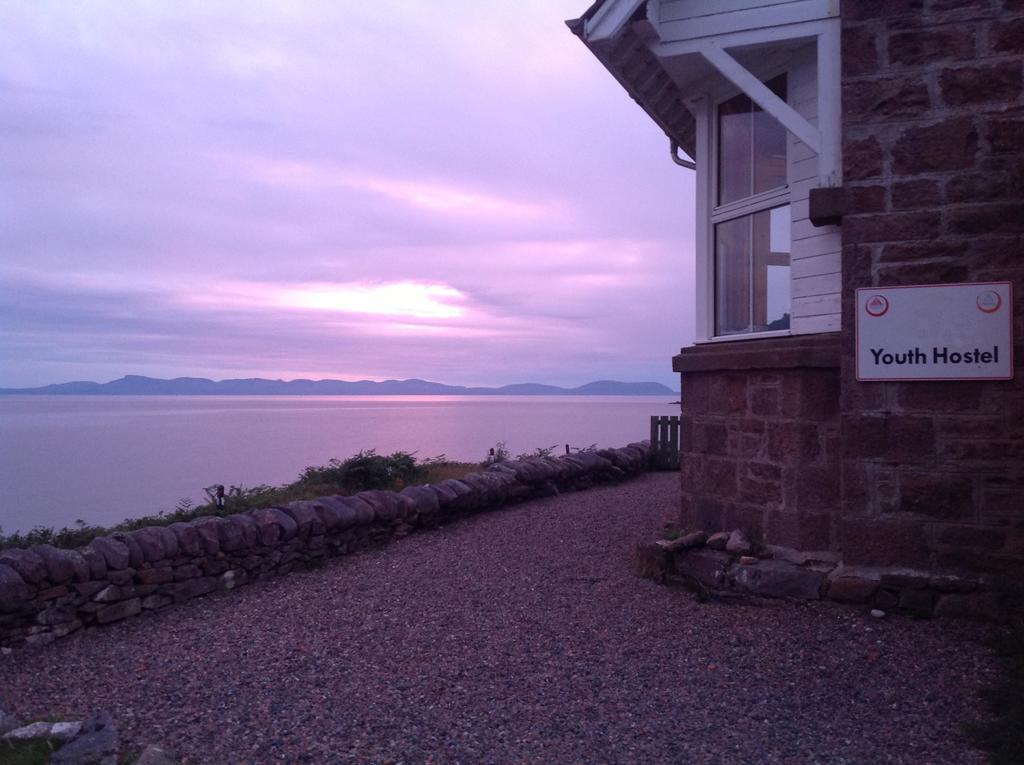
(657, 0, 839, 44)
(696, 329, 793, 344)
(692, 95, 712, 342)
(661, 0, 800, 23)
(653, 19, 823, 57)
(584, 0, 647, 42)
(646, 0, 659, 27)
(699, 42, 822, 154)
(816, 17, 842, 187)
(712, 185, 791, 222)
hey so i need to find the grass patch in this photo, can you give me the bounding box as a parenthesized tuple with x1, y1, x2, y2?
(0, 451, 477, 551)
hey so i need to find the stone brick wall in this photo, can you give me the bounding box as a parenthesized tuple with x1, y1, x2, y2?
(839, 0, 1024, 575)
(675, 335, 841, 552)
(0, 444, 651, 649)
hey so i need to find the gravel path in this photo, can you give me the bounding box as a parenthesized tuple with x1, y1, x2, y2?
(0, 473, 998, 764)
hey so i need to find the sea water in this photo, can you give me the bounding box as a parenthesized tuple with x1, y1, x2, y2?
(0, 395, 677, 534)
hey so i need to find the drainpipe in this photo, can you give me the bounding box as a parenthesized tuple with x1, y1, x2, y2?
(670, 140, 696, 170)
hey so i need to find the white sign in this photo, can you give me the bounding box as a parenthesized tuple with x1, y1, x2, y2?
(856, 282, 1014, 381)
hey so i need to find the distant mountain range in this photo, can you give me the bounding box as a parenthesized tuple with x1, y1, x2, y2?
(0, 375, 677, 397)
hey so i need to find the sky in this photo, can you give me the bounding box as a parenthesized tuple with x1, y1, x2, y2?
(0, 0, 696, 389)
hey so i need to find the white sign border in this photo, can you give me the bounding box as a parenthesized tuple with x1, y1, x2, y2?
(855, 281, 1015, 382)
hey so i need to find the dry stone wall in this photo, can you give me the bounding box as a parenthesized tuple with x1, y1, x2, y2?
(0, 443, 653, 649)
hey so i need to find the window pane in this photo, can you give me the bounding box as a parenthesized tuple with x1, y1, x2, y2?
(717, 92, 752, 206)
(717, 74, 788, 205)
(753, 205, 791, 331)
(753, 75, 788, 195)
(714, 216, 751, 335)
(714, 205, 791, 336)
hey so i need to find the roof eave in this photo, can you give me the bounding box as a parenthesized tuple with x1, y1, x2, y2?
(566, 5, 696, 159)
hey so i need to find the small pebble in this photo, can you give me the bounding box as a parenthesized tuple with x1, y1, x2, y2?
(870, 609, 886, 619)
(0, 474, 997, 765)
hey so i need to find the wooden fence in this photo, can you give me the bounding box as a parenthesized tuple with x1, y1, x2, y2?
(650, 415, 680, 470)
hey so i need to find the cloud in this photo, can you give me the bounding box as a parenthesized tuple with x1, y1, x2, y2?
(0, 0, 696, 389)
(226, 154, 559, 221)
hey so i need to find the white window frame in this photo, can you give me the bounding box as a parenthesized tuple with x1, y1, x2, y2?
(694, 67, 794, 343)
(676, 18, 841, 344)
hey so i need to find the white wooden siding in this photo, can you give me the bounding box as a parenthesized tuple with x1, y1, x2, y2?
(786, 43, 841, 334)
(660, 0, 796, 22)
(657, 0, 838, 43)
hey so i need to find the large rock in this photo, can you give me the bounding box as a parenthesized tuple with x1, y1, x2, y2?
(635, 542, 674, 583)
(111, 533, 145, 568)
(88, 537, 130, 571)
(228, 514, 259, 548)
(725, 530, 753, 555)
(0, 548, 48, 584)
(930, 571, 986, 593)
(36, 606, 76, 626)
(128, 528, 166, 564)
(282, 502, 324, 538)
(167, 523, 203, 557)
(767, 545, 842, 567)
(565, 450, 614, 474)
(425, 482, 459, 510)
(141, 594, 172, 610)
(33, 544, 89, 584)
(334, 495, 376, 526)
(400, 486, 440, 519)
(495, 459, 541, 484)
(732, 560, 825, 600)
(188, 518, 222, 555)
(706, 532, 730, 551)
(826, 566, 883, 603)
(664, 531, 708, 552)
(309, 496, 364, 529)
(191, 517, 241, 552)
(249, 508, 298, 545)
(454, 474, 493, 507)
(51, 710, 118, 765)
(677, 550, 732, 589)
(481, 470, 516, 500)
(135, 567, 173, 585)
(210, 517, 247, 552)
(150, 526, 180, 560)
(2, 720, 81, 741)
(172, 564, 201, 581)
(355, 491, 406, 522)
(78, 546, 108, 580)
(436, 479, 474, 511)
(95, 597, 141, 624)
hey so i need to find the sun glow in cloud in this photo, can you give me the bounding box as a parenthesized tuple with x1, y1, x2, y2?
(274, 281, 465, 319)
(224, 155, 555, 220)
(351, 175, 546, 217)
(177, 278, 468, 321)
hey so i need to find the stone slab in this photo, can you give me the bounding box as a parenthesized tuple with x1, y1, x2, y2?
(732, 559, 825, 600)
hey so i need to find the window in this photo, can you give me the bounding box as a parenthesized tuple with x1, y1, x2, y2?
(712, 74, 790, 337)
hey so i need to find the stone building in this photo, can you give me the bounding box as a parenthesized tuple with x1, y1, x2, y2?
(570, 0, 1023, 576)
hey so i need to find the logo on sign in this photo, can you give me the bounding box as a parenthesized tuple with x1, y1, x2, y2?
(865, 295, 889, 317)
(977, 290, 1002, 314)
